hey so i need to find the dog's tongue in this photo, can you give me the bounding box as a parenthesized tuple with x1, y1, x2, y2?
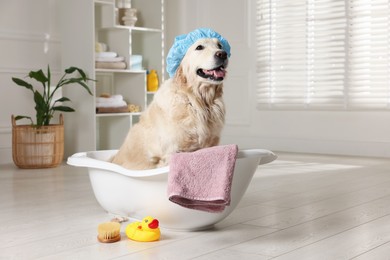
(203, 68, 226, 78)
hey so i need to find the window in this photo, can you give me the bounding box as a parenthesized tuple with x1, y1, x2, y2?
(256, 0, 390, 110)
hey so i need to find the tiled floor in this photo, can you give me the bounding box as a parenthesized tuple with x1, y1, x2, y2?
(1, 152, 390, 259)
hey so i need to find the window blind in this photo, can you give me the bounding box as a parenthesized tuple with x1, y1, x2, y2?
(256, 0, 390, 109)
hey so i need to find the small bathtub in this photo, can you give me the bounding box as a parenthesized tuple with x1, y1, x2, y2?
(67, 149, 276, 231)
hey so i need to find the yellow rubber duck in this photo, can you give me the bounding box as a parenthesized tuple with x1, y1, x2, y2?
(125, 216, 161, 242)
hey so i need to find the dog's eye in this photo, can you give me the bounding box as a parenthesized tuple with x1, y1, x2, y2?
(217, 43, 222, 49)
(195, 45, 204, 51)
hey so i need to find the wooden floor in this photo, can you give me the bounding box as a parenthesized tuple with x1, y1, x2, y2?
(1, 152, 390, 259)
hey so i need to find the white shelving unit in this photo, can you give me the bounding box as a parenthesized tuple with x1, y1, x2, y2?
(61, 0, 164, 155)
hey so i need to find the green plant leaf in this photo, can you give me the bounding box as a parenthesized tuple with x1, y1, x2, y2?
(55, 97, 71, 103)
(43, 114, 53, 126)
(29, 69, 48, 84)
(65, 66, 87, 80)
(47, 65, 51, 86)
(46, 65, 51, 98)
(64, 67, 77, 74)
(15, 115, 34, 125)
(34, 91, 46, 109)
(34, 91, 47, 126)
(61, 78, 93, 95)
(52, 106, 75, 112)
(13, 65, 94, 126)
(78, 81, 93, 95)
(12, 78, 33, 91)
(15, 115, 28, 120)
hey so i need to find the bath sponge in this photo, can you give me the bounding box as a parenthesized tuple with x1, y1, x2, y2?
(166, 28, 231, 78)
(97, 222, 121, 243)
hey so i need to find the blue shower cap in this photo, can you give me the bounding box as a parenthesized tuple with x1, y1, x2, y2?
(166, 28, 231, 78)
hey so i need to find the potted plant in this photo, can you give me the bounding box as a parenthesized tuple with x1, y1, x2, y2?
(11, 66, 94, 168)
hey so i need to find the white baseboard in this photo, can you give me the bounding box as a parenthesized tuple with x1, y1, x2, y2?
(223, 135, 390, 158)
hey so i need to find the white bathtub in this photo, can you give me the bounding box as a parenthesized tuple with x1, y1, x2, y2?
(67, 149, 276, 231)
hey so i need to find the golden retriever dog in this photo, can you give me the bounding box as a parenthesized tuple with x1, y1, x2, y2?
(112, 36, 230, 170)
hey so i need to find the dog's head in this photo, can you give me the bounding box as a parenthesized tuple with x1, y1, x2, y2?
(176, 38, 229, 86)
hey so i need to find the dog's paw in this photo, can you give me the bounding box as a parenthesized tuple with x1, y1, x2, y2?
(149, 156, 161, 165)
(149, 155, 169, 168)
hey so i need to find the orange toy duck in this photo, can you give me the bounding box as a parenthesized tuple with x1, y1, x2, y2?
(125, 216, 161, 242)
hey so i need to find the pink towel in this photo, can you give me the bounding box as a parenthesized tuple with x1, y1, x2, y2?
(167, 144, 238, 213)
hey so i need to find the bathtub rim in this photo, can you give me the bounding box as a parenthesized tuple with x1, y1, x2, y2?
(67, 149, 277, 178)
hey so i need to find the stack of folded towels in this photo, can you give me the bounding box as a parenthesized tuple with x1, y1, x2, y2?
(95, 42, 127, 70)
(96, 94, 129, 113)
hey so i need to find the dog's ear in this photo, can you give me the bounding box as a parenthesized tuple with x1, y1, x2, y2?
(174, 65, 187, 85)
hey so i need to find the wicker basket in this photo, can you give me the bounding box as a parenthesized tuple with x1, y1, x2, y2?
(12, 114, 64, 169)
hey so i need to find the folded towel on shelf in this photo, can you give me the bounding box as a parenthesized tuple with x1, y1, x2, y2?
(96, 95, 124, 103)
(96, 94, 127, 108)
(96, 106, 129, 113)
(96, 100, 128, 108)
(95, 56, 125, 62)
(95, 61, 127, 70)
(167, 144, 238, 213)
(95, 51, 118, 58)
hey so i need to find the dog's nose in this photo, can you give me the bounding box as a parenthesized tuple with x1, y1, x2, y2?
(215, 51, 227, 61)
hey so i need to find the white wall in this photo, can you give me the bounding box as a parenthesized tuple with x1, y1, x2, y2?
(0, 0, 61, 164)
(1, 0, 389, 164)
(166, 0, 390, 158)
